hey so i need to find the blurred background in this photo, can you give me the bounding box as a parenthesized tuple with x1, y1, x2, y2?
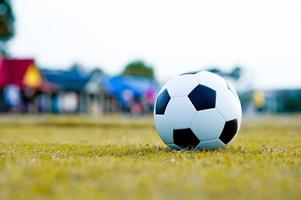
(0, 0, 300, 115)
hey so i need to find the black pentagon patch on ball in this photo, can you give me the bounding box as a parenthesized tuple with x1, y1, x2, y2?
(155, 89, 170, 115)
(173, 128, 200, 149)
(219, 119, 238, 144)
(180, 71, 200, 75)
(188, 84, 216, 111)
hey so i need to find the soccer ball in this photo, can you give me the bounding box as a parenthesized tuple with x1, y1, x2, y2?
(153, 71, 242, 150)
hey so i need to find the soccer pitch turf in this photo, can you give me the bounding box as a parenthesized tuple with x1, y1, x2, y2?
(0, 115, 300, 200)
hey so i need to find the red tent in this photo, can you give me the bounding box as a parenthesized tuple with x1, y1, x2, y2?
(0, 57, 57, 92)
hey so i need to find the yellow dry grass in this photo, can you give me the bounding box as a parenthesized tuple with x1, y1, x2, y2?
(0, 115, 300, 200)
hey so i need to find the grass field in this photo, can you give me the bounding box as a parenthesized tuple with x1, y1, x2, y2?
(0, 115, 300, 200)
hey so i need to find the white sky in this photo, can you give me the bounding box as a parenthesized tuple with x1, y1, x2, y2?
(10, 0, 301, 89)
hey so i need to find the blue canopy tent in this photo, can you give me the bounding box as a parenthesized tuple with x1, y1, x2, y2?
(41, 69, 93, 113)
(101, 75, 159, 110)
(41, 69, 91, 91)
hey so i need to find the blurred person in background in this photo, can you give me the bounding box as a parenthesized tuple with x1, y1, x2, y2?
(253, 91, 266, 113)
(60, 92, 79, 113)
(3, 84, 21, 112)
(131, 96, 144, 116)
(122, 89, 134, 113)
(145, 87, 156, 113)
(21, 87, 37, 113)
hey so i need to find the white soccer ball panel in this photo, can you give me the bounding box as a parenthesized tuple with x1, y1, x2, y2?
(191, 109, 225, 141)
(222, 81, 242, 128)
(195, 71, 228, 92)
(166, 74, 199, 97)
(154, 115, 174, 144)
(226, 80, 239, 100)
(164, 97, 197, 130)
(216, 89, 242, 122)
(195, 138, 226, 150)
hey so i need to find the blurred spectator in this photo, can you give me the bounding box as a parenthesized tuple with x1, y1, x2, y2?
(37, 94, 50, 113)
(131, 97, 144, 115)
(3, 84, 21, 112)
(253, 91, 266, 113)
(145, 87, 156, 112)
(122, 89, 134, 112)
(22, 87, 37, 113)
(60, 92, 78, 113)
